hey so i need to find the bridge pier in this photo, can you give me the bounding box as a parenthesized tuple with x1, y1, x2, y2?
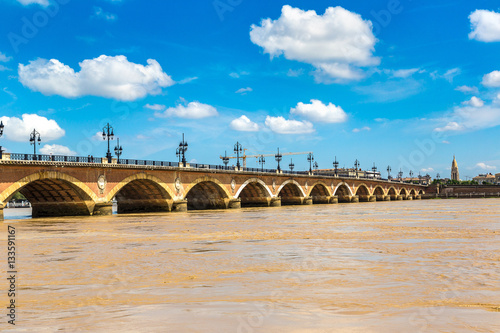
(415, 195, 422, 200)
(228, 198, 241, 209)
(172, 200, 188, 212)
(93, 202, 113, 216)
(330, 196, 338, 204)
(350, 195, 360, 203)
(403, 196, 412, 201)
(312, 195, 331, 204)
(383, 195, 391, 201)
(338, 195, 351, 203)
(281, 196, 313, 206)
(270, 197, 281, 207)
(396, 195, 403, 201)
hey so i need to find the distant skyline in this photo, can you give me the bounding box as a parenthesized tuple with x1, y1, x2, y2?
(1, 0, 500, 178)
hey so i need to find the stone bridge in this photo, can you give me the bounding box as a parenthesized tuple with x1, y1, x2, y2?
(0, 159, 427, 220)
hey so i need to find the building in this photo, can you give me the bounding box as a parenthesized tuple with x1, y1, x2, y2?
(451, 155, 459, 181)
(496, 173, 500, 184)
(473, 173, 496, 185)
(315, 168, 382, 179)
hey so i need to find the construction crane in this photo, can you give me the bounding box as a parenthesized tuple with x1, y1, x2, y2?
(220, 150, 313, 168)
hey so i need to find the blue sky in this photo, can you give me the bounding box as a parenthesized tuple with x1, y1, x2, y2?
(1, 0, 500, 179)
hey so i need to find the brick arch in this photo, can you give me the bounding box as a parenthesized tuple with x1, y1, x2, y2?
(400, 188, 408, 196)
(0, 171, 97, 206)
(372, 185, 385, 196)
(307, 181, 332, 197)
(409, 189, 416, 196)
(183, 176, 232, 200)
(355, 184, 370, 196)
(276, 179, 306, 198)
(106, 173, 175, 202)
(235, 178, 273, 198)
(333, 182, 354, 196)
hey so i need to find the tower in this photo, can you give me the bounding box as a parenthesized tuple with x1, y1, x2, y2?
(451, 155, 459, 181)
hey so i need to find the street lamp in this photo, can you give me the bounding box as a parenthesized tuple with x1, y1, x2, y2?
(222, 151, 229, 169)
(289, 159, 295, 172)
(234, 141, 243, 169)
(313, 161, 319, 171)
(398, 169, 403, 181)
(102, 123, 114, 163)
(354, 159, 360, 178)
(409, 170, 414, 182)
(275, 147, 282, 172)
(114, 138, 123, 164)
(307, 153, 314, 173)
(29, 129, 41, 160)
(0, 121, 4, 159)
(372, 163, 377, 173)
(176, 133, 188, 167)
(333, 156, 339, 177)
(436, 173, 441, 180)
(418, 172, 422, 184)
(259, 155, 265, 172)
(387, 166, 392, 180)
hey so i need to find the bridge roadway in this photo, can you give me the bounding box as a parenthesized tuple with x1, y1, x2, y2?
(0, 156, 427, 220)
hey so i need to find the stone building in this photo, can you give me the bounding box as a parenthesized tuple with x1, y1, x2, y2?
(473, 173, 496, 185)
(451, 155, 459, 181)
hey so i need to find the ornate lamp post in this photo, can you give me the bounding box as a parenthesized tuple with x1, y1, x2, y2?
(275, 147, 282, 172)
(222, 151, 230, 169)
(114, 138, 123, 164)
(176, 133, 188, 167)
(313, 161, 319, 171)
(289, 159, 295, 172)
(372, 163, 377, 173)
(307, 153, 314, 173)
(333, 156, 339, 177)
(398, 169, 403, 181)
(234, 141, 243, 169)
(436, 173, 441, 180)
(418, 172, 422, 184)
(387, 165, 392, 180)
(354, 159, 360, 178)
(102, 123, 114, 163)
(409, 170, 414, 182)
(259, 155, 265, 172)
(0, 121, 4, 159)
(29, 129, 41, 160)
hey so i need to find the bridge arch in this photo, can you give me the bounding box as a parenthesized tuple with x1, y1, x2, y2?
(400, 188, 408, 196)
(107, 174, 175, 214)
(235, 178, 273, 207)
(355, 184, 372, 202)
(334, 182, 353, 203)
(184, 176, 231, 210)
(409, 189, 416, 197)
(0, 171, 97, 217)
(277, 179, 306, 198)
(372, 186, 385, 196)
(387, 187, 398, 200)
(308, 181, 332, 204)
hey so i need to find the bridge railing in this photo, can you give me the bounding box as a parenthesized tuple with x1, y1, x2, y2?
(119, 159, 178, 167)
(9, 153, 103, 163)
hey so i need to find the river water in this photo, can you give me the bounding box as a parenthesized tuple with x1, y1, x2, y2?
(1, 199, 499, 332)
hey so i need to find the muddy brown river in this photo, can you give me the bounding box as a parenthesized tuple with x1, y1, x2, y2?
(1, 199, 499, 332)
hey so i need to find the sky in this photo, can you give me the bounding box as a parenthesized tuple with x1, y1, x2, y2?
(1, 0, 500, 179)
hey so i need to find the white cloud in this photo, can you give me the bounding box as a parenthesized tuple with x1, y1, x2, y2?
(144, 104, 165, 111)
(16, 0, 49, 6)
(229, 71, 249, 79)
(93, 7, 117, 21)
(352, 126, 371, 133)
(475, 162, 496, 170)
(155, 101, 218, 119)
(385, 68, 419, 78)
(421, 168, 434, 173)
(0, 114, 65, 142)
(235, 87, 253, 94)
(434, 121, 464, 132)
(455, 85, 479, 94)
(250, 5, 379, 82)
(469, 10, 500, 42)
(482, 70, 500, 87)
(265, 116, 314, 134)
(178, 77, 198, 84)
(463, 96, 484, 107)
(290, 99, 347, 123)
(287, 68, 304, 77)
(442, 140, 450, 144)
(0, 52, 12, 63)
(39, 144, 76, 156)
(230, 115, 260, 132)
(18, 55, 174, 101)
(0, 65, 10, 72)
(430, 68, 461, 82)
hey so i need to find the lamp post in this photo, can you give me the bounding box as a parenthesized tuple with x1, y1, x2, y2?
(29, 129, 41, 160)
(436, 173, 441, 180)
(313, 161, 319, 171)
(387, 166, 392, 180)
(418, 172, 422, 184)
(114, 138, 123, 164)
(176, 133, 188, 167)
(222, 151, 229, 169)
(409, 170, 414, 182)
(0, 121, 4, 159)
(398, 169, 403, 181)
(333, 156, 339, 177)
(289, 159, 295, 172)
(354, 159, 360, 178)
(234, 141, 243, 170)
(307, 153, 314, 173)
(259, 155, 265, 172)
(102, 123, 114, 163)
(275, 147, 282, 172)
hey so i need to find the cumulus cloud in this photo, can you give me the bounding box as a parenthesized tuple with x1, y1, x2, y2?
(0, 52, 12, 63)
(250, 5, 379, 82)
(290, 99, 347, 123)
(482, 70, 500, 87)
(430, 68, 461, 82)
(40, 144, 76, 156)
(469, 10, 500, 42)
(385, 68, 420, 78)
(475, 162, 496, 170)
(434, 121, 464, 132)
(18, 55, 174, 101)
(144, 104, 165, 111)
(0, 114, 65, 142)
(265, 116, 314, 134)
(16, 0, 49, 6)
(230, 115, 259, 132)
(352, 126, 371, 133)
(455, 85, 478, 94)
(235, 87, 253, 95)
(463, 96, 484, 107)
(155, 100, 218, 119)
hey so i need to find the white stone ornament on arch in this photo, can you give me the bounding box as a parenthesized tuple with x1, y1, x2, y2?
(231, 179, 236, 192)
(305, 182, 308, 191)
(272, 179, 276, 191)
(175, 177, 182, 193)
(97, 175, 106, 194)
